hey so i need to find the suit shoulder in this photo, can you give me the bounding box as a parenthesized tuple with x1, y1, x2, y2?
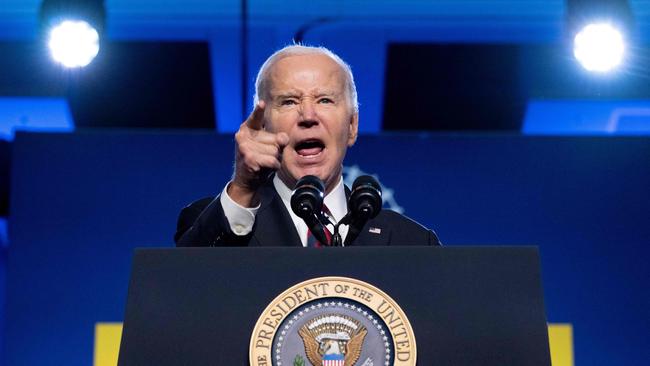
(374, 210, 442, 246)
(373, 209, 425, 229)
(175, 196, 221, 245)
(183, 196, 216, 212)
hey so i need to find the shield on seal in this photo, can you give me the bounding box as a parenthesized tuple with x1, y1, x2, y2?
(322, 352, 345, 366)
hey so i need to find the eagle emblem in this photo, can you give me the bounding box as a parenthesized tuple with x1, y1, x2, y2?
(298, 314, 368, 366)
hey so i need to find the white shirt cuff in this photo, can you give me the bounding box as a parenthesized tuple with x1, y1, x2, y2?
(219, 182, 259, 236)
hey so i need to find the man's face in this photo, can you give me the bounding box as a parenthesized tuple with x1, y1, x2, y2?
(264, 53, 358, 193)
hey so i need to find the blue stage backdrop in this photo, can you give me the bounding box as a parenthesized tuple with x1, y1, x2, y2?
(3, 131, 649, 366)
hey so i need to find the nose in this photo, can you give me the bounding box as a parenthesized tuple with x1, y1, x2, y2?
(298, 100, 318, 127)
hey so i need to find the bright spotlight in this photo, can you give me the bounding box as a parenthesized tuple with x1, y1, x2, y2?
(40, 0, 106, 68)
(48, 20, 100, 68)
(574, 23, 625, 72)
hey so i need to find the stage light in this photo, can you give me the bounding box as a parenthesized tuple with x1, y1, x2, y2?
(566, 0, 634, 73)
(40, 0, 106, 68)
(48, 20, 100, 68)
(573, 23, 625, 72)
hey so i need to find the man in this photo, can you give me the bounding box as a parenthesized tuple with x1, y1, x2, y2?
(175, 45, 440, 247)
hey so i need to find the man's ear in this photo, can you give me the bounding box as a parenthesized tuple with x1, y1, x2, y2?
(347, 113, 359, 146)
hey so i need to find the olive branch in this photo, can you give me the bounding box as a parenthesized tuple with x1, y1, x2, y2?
(293, 355, 306, 366)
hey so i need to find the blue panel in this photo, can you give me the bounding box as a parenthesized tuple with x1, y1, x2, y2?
(210, 27, 243, 132)
(523, 99, 650, 135)
(0, 218, 6, 247)
(1, 0, 567, 30)
(0, 98, 74, 141)
(4, 132, 650, 366)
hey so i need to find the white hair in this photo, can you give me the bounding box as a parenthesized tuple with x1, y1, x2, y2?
(253, 44, 359, 113)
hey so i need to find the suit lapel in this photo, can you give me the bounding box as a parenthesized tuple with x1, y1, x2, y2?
(252, 182, 302, 247)
(347, 219, 390, 246)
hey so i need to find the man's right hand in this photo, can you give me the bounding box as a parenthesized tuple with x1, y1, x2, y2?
(228, 101, 289, 207)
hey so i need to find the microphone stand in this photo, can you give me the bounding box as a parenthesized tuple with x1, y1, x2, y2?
(319, 210, 345, 247)
(331, 214, 353, 247)
(305, 213, 331, 246)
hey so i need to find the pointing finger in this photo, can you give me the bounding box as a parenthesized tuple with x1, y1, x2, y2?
(245, 101, 266, 130)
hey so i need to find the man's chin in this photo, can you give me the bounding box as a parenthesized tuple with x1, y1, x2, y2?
(279, 168, 325, 187)
(280, 163, 341, 192)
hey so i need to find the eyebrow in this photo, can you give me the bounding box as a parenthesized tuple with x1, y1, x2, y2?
(273, 90, 341, 99)
(274, 93, 300, 99)
(314, 91, 340, 98)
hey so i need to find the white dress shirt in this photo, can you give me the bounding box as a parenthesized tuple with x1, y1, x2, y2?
(219, 175, 349, 246)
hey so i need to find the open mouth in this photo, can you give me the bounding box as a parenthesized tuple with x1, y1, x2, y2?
(295, 139, 325, 157)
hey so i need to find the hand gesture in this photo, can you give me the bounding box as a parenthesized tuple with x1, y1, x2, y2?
(228, 101, 289, 207)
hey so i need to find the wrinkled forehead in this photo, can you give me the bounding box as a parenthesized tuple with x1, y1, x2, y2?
(266, 54, 348, 95)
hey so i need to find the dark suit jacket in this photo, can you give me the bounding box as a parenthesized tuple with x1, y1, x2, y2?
(175, 181, 441, 247)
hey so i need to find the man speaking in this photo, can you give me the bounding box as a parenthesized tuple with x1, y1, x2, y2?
(175, 45, 440, 247)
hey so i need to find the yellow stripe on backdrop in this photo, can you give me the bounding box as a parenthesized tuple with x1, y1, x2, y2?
(94, 322, 574, 366)
(94, 323, 123, 366)
(548, 323, 574, 366)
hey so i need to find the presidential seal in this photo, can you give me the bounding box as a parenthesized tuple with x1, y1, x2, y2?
(250, 277, 416, 366)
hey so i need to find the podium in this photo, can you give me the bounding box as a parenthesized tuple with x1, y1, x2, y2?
(118, 247, 551, 365)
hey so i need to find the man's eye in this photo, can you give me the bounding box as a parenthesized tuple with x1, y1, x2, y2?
(318, 98, 333, 104)
(281, 99, 297, 106)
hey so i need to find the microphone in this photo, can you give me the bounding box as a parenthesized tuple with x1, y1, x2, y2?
(334, 175, 383, 245)
(291, 175, 324, 218)
(291, 175, 331, 246)
(348, 175, 382, 220)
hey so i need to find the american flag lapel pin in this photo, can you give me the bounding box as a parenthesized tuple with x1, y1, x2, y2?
(369, 227, 381, 234)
